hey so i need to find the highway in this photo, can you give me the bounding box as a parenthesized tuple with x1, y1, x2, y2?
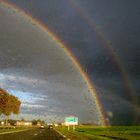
(0, 128, 66, 140)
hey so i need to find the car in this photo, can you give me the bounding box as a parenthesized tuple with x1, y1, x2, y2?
(39, 125, 45, 129)
(48, 125, 53, 129)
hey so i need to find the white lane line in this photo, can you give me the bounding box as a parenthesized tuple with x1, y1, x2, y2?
(54, 128, 70, 140)
(34, 133, 38, 136)
(0, 129, 30, 135)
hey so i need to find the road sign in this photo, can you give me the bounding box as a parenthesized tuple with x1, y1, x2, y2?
(65, 117, 78, 126)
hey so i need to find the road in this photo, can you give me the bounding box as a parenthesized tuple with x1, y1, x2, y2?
(0, 128, 66, 140)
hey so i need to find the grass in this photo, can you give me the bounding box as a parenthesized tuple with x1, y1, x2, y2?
(56, 125, 140, 140)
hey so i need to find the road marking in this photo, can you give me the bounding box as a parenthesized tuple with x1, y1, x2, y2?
(34, 133, 38, 136)
(0, 129, 31, 135)
(54, 128, 69, 140)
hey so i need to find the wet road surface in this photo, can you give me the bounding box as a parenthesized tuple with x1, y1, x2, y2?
(0, 128, 66, 140)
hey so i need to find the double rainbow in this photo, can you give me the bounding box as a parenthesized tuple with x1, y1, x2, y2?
(3, 0, 137, 126)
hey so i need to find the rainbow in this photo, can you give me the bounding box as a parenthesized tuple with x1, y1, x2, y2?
(0, 0, 107, 126)
(69, 0, 138, 112)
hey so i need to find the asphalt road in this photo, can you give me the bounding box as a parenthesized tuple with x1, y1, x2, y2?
(0, 128, 66, 140)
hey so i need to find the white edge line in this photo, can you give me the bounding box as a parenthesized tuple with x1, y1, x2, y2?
(0, 128, 30, 135)
(54, 128, 69, 140)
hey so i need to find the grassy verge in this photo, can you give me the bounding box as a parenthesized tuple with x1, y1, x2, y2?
(56, 126, 140, 140)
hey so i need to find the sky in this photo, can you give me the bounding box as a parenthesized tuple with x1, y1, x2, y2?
(0, 0, 140, 125)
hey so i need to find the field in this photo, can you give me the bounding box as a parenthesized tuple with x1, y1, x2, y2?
(56, 126, 140, 140)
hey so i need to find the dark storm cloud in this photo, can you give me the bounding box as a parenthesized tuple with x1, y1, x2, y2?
(8, 0, 140, 79)
(2, 0, 140, 124)
(0, 3, 100, 124)
(76, 0, 140, 75)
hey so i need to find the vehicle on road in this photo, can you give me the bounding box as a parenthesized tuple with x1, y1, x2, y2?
(48, 125, 53, 129)
(39, 125, 45, 129)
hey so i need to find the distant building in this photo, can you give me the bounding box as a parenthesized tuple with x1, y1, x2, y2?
(16, 121, 32, 126)
(61, 123, 65, 126)
(37, 122, 42, 127)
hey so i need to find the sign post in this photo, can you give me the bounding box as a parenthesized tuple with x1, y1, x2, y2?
(65, 117, 78, 131)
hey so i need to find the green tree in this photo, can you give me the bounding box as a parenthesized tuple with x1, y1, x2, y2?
(0, 88, 21, 125)
(32, 119, 38, 125)
(32, 119, 45, 126)
(8, 119, 17, 126)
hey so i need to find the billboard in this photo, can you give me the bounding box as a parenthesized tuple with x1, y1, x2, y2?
(65, 117, 78, 126)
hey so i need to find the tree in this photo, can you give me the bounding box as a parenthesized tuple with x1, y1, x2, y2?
(8, 119, 17, 126)
(32, 119, 38, 125)
(0, 88, 21, 125)
(32, 119, 45, 126)
(0, 88, 7, 116)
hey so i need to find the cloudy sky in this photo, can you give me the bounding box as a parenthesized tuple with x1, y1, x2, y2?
(0, 0, 140, 125)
